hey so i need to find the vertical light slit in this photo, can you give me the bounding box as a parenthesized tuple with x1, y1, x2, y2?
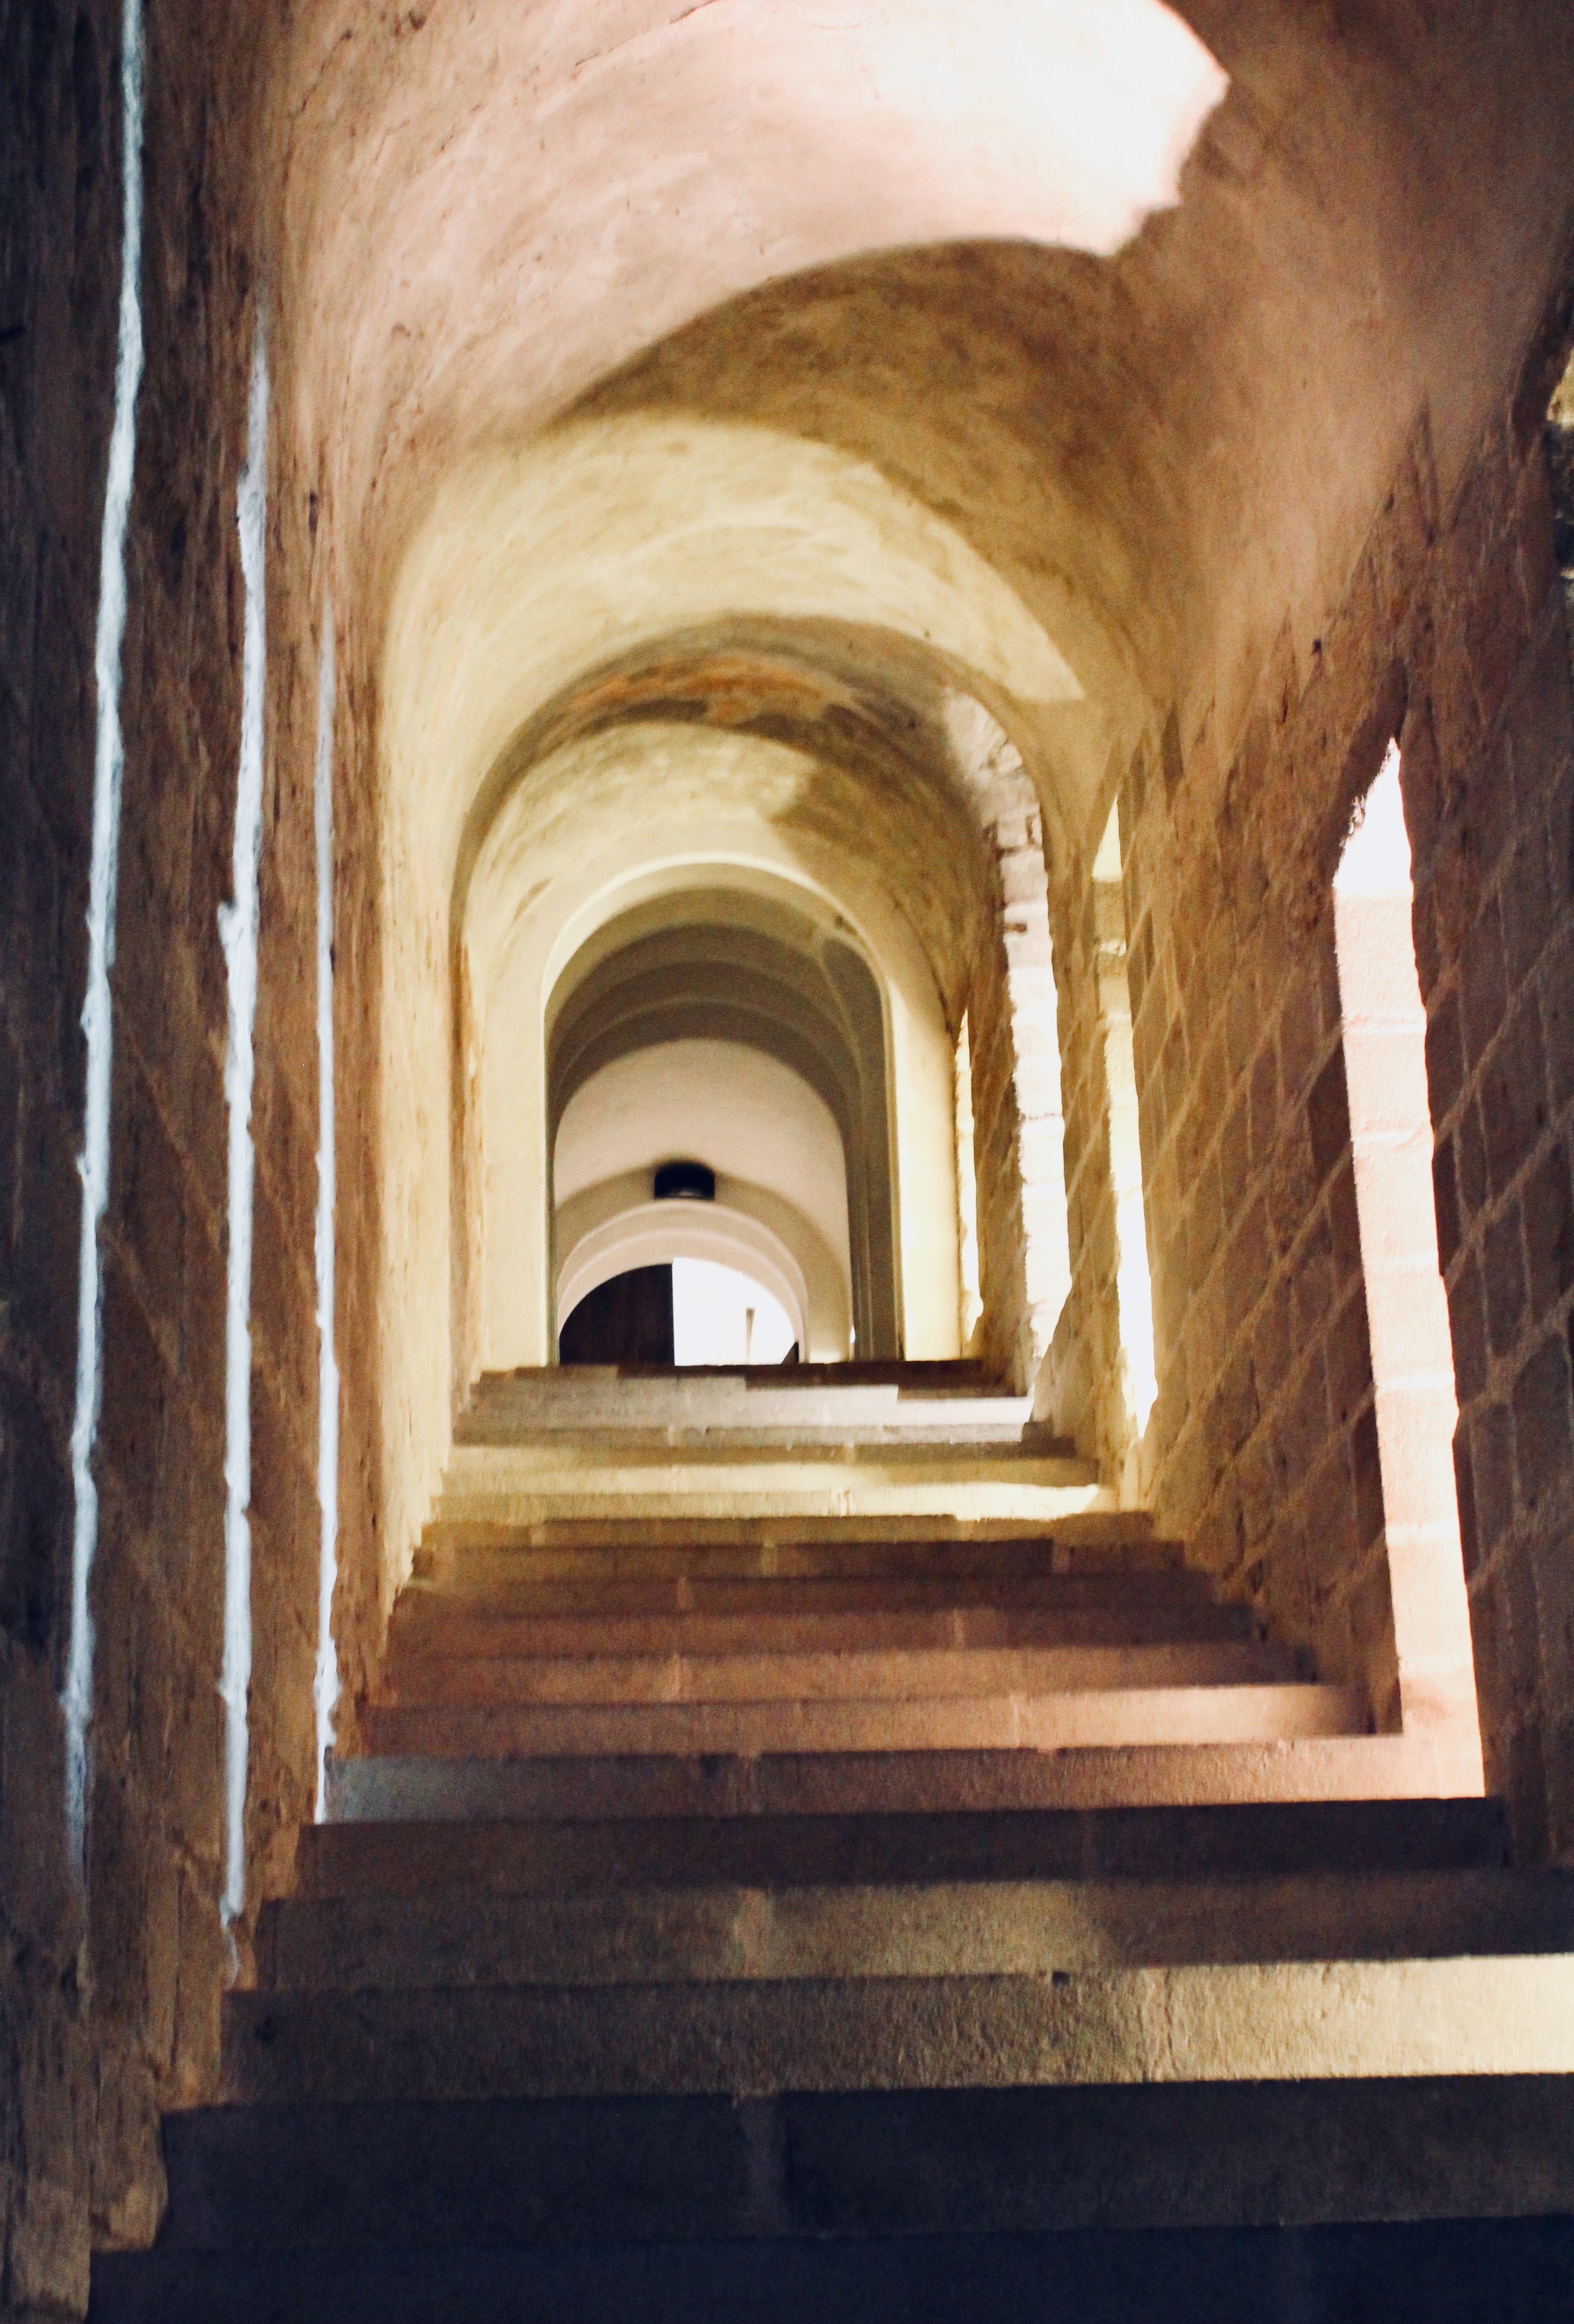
(65, 0, 145, 1870)
(218, 324, 269, 1930)
(1093, 805, 1157, 1447)
(954, 1012, 982, 1351)
(313, 602, 339, 1816)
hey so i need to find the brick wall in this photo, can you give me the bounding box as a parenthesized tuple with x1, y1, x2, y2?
(0, 0, 295, 2285)
(1418, 337, 1574, 1855)
(1129, 300, 1574, 1854)
(81, 0, 272, 2254)
(0, 0, 121, 2309)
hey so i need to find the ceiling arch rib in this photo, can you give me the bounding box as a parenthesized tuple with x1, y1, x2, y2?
(388, 415, 1088, 939)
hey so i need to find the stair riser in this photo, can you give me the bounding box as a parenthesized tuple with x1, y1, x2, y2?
(259, 1873, 1574, 1992)
(325, 1735, 1480, 1824)
(294, 1800, 1512, 1899)
(443, 1446, 1097, 1483)
(221, 1956, 1574, 2106)
(388, 1605, 1256, 1658)
(424, 1515, 1166, 1553)
(464, 1384, 1025, 1413)
(418, 1542, 1177, 1588)
(460, 1422, 1060, 1441)
(362, 1686, 1365, 1759)
(434, 1488, 1111, 1527)
(380, 1643, 1294, 1709)
(406, 1577, 1194, 1622)
(87, 2215, 1574, 2324)
(128, 2082, 1574, 2259)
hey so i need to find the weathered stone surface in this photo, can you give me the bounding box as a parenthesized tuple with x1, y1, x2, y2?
(0, 0, 118, 2308)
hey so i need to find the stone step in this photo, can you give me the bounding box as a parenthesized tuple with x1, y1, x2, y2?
(219, 1952, 1574, 2106)
(395, 1567, 1204, 1626)
(387, 1594, 1258, 1659)
(416, 1525, 1173, 1588)
(359, 1683, 1366, 1761)
(113, 2080, 1574, 2270)
(443, 1440, 1096, 1482)
(324, 1734, 1479, 1824)
(471, 1358, 1009, 1408)
(378, 1639, 1298, 1709)
(256, 1868, 1574, 1994)
(433, 1469, 1110, 1527)
(294, 1797, 1512, 1899)
(459, 1367, 1046, 1444)
(459, 1422, 1058, 1450)
(422, 1508, 1167, 1550)
(459, 1376, 1049, 1444)
(87, 2208, 1574, 2324)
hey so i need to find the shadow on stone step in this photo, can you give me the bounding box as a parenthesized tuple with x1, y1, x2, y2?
(91, 2216, 1574, 2324)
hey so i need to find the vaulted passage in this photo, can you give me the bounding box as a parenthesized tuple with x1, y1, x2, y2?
(7, 2, 1574, 2314)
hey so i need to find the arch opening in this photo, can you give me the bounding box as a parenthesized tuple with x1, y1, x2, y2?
(547, 893, 898, 1361)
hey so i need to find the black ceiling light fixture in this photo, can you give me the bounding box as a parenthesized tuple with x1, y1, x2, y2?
(653, 1158, 716, 1203)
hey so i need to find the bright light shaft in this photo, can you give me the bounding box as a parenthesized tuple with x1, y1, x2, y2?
(219, 322, 269, 1931)
(65, 0, 145, 1873)
(313, 601, 340, 1817)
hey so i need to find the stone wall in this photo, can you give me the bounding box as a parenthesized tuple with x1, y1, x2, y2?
(82, 0, 272, 2259)
(1132, 298, 1574, 1855)
(0, 0, 119, 2307)
(242, 523, 325, 1897)
(1, 1, 297, 2307)
(1048, 837, 1147, 1493)
(1416, 328, 1574, 1855)
(957, 729, 1070, 1394)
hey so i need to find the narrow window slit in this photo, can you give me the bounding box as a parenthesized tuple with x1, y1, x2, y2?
(1332, 739, 1480, 1760)
(1093, 803, 1157, 1445)
(313, 600, 340, 1817)
(218, 322, 269, 1931)
(954, 1009, 982, 1352)
(65, 0, 146, 1869)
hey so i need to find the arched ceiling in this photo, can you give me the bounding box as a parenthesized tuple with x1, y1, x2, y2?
(465, 708, 990, 1027)
(393, 426, 1081, 931)
(549, 910, 879, 1136)
(274, 0, 1574, 864)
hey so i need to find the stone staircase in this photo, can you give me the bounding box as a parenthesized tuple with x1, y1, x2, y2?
(91, 1363, 1574, 2320)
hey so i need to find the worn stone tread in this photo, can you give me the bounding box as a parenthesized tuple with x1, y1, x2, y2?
(220, 1955, 1574, 2105)
(294, 1799, 1512, 1899)
(258, 1868, 1574, 1993)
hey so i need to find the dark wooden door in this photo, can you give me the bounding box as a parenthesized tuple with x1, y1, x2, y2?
(558, 1265, 675, 1365)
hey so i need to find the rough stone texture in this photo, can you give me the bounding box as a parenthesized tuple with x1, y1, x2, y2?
(1, 0, 289, 2304)
(75, 0, 274, 2266)
(1137, 299, 1574, 1854)
(1049, 829, 1148, 1493)
(0, 0, 119, 2311)
(245, 452, 328, 1911)
(954, 722, 1070, 1394)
